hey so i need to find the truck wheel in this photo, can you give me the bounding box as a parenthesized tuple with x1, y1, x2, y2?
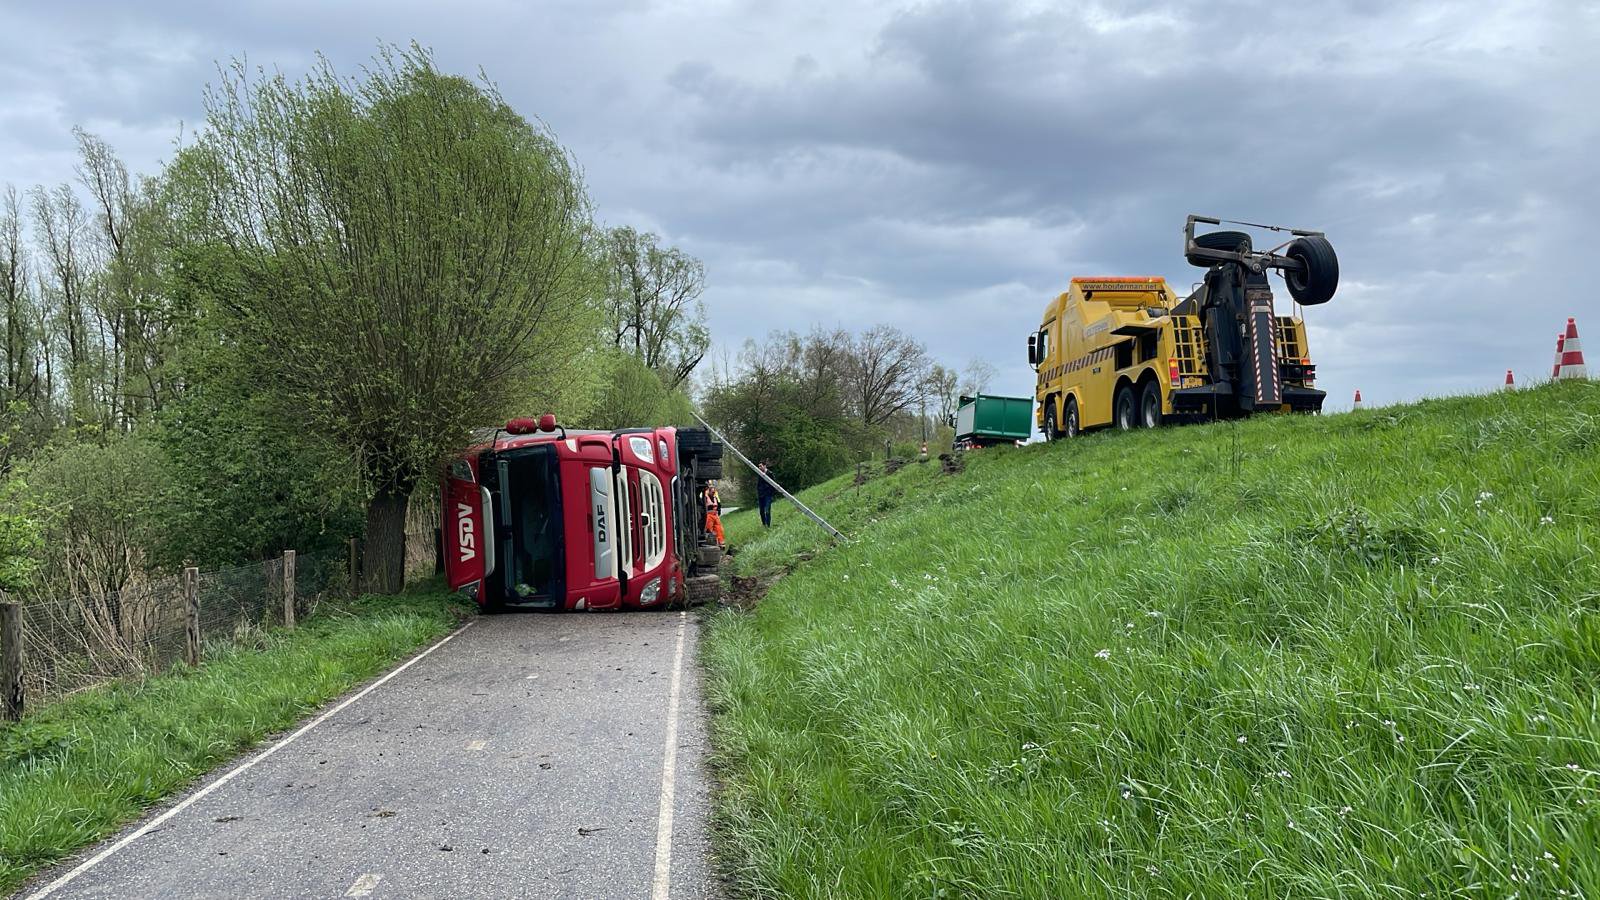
(1139, 380, 1163, 428)
(697, 546, 723, 569)
(1187, 230, 1252, 267)
(1064, 398, 1080, 437)
(685, 574, 720, 606)
(1283, 235, 1339, 306)
(700, 443, 724, 459)
(1114, 385, 1136, 430)
(678, 428, 712, 451)
(696, 458, 723, 480)
(1042, 402, 1059, 441)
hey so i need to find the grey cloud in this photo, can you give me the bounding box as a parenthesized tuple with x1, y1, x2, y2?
(1, 0, 1594, 412)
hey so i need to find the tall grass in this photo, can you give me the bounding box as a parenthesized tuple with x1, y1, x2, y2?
(707, 381, 1600, 898)
(0, 591, 464, 894)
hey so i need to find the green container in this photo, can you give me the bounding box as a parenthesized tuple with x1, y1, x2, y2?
(955, 394, 1033, 445)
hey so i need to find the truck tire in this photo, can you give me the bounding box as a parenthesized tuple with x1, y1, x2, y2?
(697, 546, 723, 569)
(1114, 384, 1136, 430)
(1187, 230, 1252, 267)
(1283, 235, 1339, 306)
(1042, 401, 1059, 441)
(701, 443, 724, 459)
(1064, 397, 1080, 437)
(696, 458, 723, 480)
(685, 574, 720, 606)
(1139, 380, 1163, 428)
(678, 428, 712, 451)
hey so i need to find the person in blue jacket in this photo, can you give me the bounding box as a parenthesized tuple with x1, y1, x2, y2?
(756, 461, 777, 528)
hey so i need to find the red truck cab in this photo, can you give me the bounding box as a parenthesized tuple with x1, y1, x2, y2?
(442, 415, 724, 611)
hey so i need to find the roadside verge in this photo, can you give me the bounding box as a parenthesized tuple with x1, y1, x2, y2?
(1, 591, 469, 895)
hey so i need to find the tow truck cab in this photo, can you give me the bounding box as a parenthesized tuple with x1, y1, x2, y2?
(441, 416, 722, 611)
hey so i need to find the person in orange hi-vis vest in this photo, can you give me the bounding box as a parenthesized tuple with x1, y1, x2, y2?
(702, 482, 725, 548)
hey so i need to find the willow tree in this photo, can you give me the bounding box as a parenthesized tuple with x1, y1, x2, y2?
(189, 46, 599, 592)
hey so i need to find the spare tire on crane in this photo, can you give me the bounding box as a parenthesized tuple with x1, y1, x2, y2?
(1186, 230, 1253, 268)
(1282, 235, 1339, 305)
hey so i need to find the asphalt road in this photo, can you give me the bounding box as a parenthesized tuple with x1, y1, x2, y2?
(23, 611, 720, 900)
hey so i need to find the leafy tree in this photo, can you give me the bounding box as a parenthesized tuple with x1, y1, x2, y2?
(581, 349, 693, 430)
(184, 46, 599, 592)
(600, 226, 709, 389)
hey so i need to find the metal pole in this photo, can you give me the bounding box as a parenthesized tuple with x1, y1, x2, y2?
(689, 413, 848, 543)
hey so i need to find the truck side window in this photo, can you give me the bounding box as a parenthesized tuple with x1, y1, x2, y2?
(1037, 328, 1050, 361)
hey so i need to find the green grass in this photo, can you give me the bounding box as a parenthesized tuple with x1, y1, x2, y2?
(707, 381, 1600, 898)
(0, 589, 466, 894)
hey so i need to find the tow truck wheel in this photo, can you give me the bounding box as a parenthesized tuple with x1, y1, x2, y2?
(1139, 381, 1163, 428)
(1042, 402, 1059, 441)
(1114, 385, 1136, 431)
(1065, 398, 1080, 437)
(1283, 235, 1339, 306)
(1186, 230, 1252, 268)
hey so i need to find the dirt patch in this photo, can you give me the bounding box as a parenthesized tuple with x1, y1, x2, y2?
(938, 452, 966, 475)
(719, 573, 778, 611)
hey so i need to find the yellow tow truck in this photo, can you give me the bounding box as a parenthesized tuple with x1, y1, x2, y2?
(1028, 215, 1339, 438)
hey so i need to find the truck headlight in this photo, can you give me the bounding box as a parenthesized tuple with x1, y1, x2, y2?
(639, 577, 662, 605)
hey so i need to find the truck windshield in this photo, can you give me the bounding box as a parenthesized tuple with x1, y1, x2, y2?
(496, 446, 564, 605)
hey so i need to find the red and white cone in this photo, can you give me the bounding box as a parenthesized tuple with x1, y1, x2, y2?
(1553, 334, 1565, 380)
(1352, 389, 1363, 410)
(1504, 369, 1515, 390)
(1557, 318, 1588, 380)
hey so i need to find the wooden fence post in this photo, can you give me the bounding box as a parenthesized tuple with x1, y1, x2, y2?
(348, 537, 360, 597)
(183, 567, 200, 667)
(2, 596, 22, 722)
(282, 550, 297, 629)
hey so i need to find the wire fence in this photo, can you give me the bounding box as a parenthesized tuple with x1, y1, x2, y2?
(8, 548, 351, 714)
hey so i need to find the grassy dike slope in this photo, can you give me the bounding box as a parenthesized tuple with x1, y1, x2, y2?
(706, 381, 1600, 898)
(0, 591, 466, 894)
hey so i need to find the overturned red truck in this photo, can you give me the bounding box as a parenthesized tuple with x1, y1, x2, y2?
(442, 414, 725, 611)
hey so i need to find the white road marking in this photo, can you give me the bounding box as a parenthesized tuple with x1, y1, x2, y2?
(465, 740, 486, 751)
(650, 611, 689, 900)
(25, 622, 476, 900)
(344, 873, 383, 897)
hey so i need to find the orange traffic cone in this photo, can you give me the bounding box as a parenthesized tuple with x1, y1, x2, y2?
(1557, 318, 1588, 380)
(1352, 389, 1363, 410)
(1504, 369, 1514, 390)
(1553, 334, 1565, 379)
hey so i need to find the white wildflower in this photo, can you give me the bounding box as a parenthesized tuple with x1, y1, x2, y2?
(1237, 735, 1248, 745)
(1095, 648, 1111, 660)
(1339, 805, 1352, 816)
(1540, 515, 1555, 525)
(1479, 491, 1494, 501)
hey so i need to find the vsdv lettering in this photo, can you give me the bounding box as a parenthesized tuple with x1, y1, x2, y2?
(457, 501, 477, 562)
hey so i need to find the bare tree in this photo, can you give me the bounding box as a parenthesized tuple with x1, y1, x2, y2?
(601, 226, 709, 389)
(845, 324, 929, 427)
(959, 358, 998, 398)
(926, 363, 959, 425)
(30, 182, 102, 427)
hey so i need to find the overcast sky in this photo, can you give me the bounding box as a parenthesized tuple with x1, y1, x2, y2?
(3, 0, 1595, 414)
